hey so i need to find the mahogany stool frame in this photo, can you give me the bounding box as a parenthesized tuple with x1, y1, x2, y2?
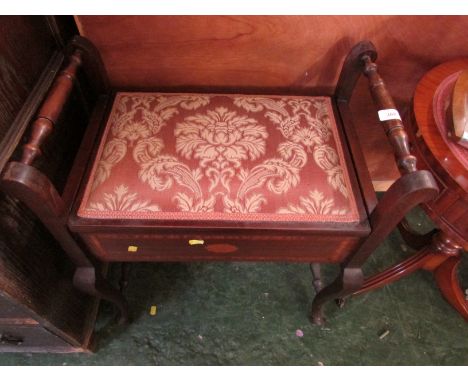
(0, 36, 439, 325)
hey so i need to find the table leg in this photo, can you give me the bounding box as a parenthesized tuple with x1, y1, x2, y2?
(119, 263, 132, 293)
(310, 263, 324, 293)
(433, 255, 468, 320)
(397, 216, 437, 250)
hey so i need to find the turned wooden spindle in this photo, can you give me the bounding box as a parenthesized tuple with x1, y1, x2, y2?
(361, 54, 417, 174)
(21, 49, 83, 166)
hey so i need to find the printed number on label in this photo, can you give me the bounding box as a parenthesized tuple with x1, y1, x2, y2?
(378, 109, 401, 122)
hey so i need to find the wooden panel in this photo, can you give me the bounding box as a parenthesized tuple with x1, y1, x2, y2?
(0, 16, 56, 143)
(82, 231, 363, 263)
(0, 294, 28, 319)
(0, 16, 97, 352)
(0, 324, 70, 352)
(76, 15, 468, 188)
(409, 58, 468, 249)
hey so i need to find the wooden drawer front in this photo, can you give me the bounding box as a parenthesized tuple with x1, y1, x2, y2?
(0, 324, 69, 352)
(83, 232, 362, 263)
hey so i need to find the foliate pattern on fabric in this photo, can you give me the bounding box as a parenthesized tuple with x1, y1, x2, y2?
(78, 93, 360, 223)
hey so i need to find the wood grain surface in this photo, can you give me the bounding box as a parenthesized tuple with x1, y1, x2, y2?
(411, 59, 468, 247)
(450, 69, 468, 145)
(75, 15, 468, 189)
(0, 16, 55, 143)
(0, 16, 97, 351)
(413, 59, 468, 193)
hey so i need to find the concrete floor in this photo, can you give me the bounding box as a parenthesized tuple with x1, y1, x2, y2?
(1, 210, 467, 365)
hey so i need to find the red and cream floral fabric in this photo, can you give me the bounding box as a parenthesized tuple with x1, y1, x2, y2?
(78, 93, 359, 223)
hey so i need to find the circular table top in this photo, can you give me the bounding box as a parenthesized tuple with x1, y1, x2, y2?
(413, 59, 468, 194)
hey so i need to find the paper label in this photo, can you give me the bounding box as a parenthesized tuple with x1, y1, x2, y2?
(378, 109, 401, 121)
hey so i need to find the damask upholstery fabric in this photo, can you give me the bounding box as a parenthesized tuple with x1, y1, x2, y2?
(78, 93, 360, 223)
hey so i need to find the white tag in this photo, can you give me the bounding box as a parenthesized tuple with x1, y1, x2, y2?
(378, 109, 401, 121)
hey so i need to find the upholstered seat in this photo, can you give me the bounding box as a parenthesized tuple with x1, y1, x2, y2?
(2, 38, 440, 326)
(78, 92, 359, 223)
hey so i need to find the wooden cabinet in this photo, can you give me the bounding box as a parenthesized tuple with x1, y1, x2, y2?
(0, 294, 76, 352)
(0, 16, 99, 353)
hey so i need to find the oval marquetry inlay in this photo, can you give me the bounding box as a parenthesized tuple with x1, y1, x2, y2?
(205, 243, 238, 254)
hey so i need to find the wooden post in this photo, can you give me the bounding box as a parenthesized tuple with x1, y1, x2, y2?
(310, 41, 439, 325)
(0, 40, 128, 324)
(361, 54, 417, 174)
(21, 50, 82, 166)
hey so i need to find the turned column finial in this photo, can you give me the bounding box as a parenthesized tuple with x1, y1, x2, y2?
(361, 54, 418, 174)
(20, 49, 83, 166)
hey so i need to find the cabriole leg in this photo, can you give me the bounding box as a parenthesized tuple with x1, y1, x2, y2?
(434, 255, 468, 320)
(119, 263, 132, 293)
(310, 263, 323, 293)
(398, 217, 436, 250)
(74, 267, 129, 325)
(310, 267, 364, 325)
(429, 233, 468, 320)
(310, 171, 438, 325)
